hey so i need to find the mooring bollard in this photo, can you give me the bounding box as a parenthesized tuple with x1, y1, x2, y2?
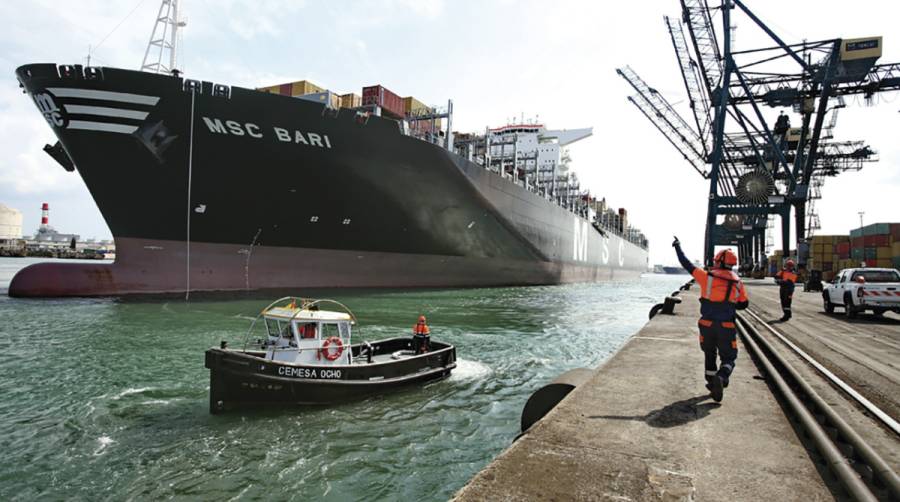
(649, 295, 682, 319)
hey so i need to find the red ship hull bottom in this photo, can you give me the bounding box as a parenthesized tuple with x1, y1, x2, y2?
(8, 238, 642, 297)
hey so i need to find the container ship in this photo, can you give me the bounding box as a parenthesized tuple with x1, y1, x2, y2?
(11, 63, 648, 297)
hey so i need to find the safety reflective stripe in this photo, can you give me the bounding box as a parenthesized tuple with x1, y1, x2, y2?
(705, 370, 717, 376)
(698, 319, 714, 327)
(702, 270, 742, 303)
(721, 321, 736, 328)
(722, 363, 734, 371)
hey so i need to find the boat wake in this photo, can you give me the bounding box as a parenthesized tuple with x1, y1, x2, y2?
(112, 387, 156, 400)
(450, 358, 492, 381)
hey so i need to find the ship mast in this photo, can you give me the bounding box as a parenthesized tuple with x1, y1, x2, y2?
(140, 0, 185, 73)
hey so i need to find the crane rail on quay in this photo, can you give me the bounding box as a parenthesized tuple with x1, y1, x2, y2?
(617, 0, 900, 269)
(736, 312, 900, 501)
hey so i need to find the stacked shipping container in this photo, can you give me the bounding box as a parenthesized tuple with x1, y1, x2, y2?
(297, 90, 341, 109)
(403, 96, 441, 133)
(257, 81, 364, 110)
(850, 222, 900, 270)
(801, 222, 900, 281)
(809, 235, 850, 281)
(257, 80, 324, 97)
(362, 85, 404, 118)
(258, 82, 437, 120)
(340, 93, 362, 109)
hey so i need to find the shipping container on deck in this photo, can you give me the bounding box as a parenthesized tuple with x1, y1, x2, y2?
(256, 84, 287, 95)
(876, 247, 893, 259)
(893, 241, 900, 258)
(402, 96, 428, 114)
(257, 80, 325, 97)
(893, 256, 900, 269)
(292, 80, 324, 96)
(892, 223, 900, 242)
(852, 247, 864, 260)
(851, 236, 865, 249)
(297, 90, 340, 109)
(864, 247, 878, 260)
(340, 93, 362, 109)
(362, 85, 404, 118)
(875, 259, 893, 268)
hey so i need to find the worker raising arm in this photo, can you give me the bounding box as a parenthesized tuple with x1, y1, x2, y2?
(673, 236, 749, 403)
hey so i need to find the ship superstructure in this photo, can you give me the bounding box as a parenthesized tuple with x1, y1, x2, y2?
(455, 124, 647, 249)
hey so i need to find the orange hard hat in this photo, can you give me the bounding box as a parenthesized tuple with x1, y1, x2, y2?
(714, 249, 738, 268)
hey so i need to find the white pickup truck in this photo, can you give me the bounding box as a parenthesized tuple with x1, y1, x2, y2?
(823, 268, 900, 318)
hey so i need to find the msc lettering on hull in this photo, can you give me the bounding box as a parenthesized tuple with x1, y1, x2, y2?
(202, 117, 332, 149)
(276, 366, 342, 379)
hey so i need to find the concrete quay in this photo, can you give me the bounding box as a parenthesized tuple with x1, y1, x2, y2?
(454, 286, 834, 501)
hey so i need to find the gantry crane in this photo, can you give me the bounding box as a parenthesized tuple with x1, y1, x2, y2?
(618, 0, 900, 268)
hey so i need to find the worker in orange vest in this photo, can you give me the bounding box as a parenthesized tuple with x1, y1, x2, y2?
(674, 237, 749, 402)
(412, 315, 431, 354)
(774, 259, 799, 321)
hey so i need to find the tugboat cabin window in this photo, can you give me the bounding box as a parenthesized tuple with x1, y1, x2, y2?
(265, 318, 280, 337)
(320, 322, 340, 340)
(297, 322, 317, 339)
(338, 322, 350, 338)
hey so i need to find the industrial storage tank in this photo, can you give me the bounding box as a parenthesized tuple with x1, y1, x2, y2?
(0, 204, 23, 240)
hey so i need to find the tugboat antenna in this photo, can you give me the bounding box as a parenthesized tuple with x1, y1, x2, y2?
(140, 0, 186, 74)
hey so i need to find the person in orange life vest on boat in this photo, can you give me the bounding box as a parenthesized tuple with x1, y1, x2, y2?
(774, 259, 799, 321)
(673, 237, 749, 403)
(412, 315, 431, 354)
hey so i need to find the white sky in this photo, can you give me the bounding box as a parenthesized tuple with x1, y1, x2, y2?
(1, 0, 898, 265)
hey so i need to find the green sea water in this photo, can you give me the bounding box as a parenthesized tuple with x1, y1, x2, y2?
(0, 257, 687, 501)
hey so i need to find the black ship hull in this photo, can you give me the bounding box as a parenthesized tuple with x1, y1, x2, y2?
(205, 337, 456, 412)
(12, 63, 648, 296)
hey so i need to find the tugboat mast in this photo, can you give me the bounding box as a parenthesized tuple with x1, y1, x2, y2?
(140, 0, 185, 74)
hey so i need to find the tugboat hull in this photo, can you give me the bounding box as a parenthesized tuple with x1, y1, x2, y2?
(205, 337, 455, 412)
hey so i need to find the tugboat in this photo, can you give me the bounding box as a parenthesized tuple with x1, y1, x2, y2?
(204, 297, 456, 413)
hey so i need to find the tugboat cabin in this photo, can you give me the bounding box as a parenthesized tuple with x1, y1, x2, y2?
(261, 303, 353, 365)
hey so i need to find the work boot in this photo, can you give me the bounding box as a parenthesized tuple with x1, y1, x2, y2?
(710, 375, 724, 402)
